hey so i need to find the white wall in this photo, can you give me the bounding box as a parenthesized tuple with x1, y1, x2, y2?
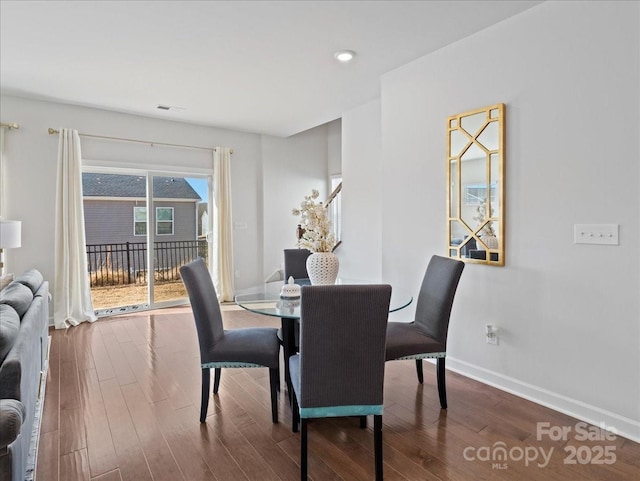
(0, 95, 331, 303)
(261, 125, 329, 278)
(372, 0, 639, 440)
(340, 99, 383, 282)
(327, 118, 342, 178)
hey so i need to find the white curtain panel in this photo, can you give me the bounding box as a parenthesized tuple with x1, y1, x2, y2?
(53, 129, 96, 329)
(212, 147, 234, 301)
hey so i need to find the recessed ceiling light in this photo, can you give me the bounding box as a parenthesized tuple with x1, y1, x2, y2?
(334, 50, 356, 63)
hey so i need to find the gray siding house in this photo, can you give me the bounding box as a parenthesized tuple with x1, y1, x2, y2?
(82, 173, 204, 284)
(82, 173, 201, 243)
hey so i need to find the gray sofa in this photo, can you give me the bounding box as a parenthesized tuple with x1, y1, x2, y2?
(0, 270, 49, 481)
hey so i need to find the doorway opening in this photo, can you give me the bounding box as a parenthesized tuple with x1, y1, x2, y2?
(82, 170, 211, 316)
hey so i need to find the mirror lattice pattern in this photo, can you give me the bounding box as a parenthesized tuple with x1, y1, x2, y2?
(447, 103, 504, 266)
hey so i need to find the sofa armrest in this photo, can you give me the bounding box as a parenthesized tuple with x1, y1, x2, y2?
(0, 399, 25, 451)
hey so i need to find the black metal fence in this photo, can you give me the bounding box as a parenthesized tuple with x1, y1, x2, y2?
(87, 240, 208, 287)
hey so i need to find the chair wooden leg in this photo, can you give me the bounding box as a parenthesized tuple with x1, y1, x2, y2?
(301, 418, 308, 481)
(437, 357, 447, 409)
(269, 367, 279, 423)
(292, 391, 300, 433)
(360, 416, 367, 429)
(200, 367, 210, 423)
(213, 367, 222, 394)
(415, 359, 424, 384)
(374, 415, 383, 481)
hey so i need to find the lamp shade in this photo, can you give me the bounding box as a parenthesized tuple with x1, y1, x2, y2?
(0, 220, 22, 248)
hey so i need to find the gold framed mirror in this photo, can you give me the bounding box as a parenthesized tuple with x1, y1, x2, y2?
(447, 103, 504, 266)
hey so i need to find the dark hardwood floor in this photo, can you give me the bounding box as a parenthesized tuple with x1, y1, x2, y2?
(36, 306, 639, 480)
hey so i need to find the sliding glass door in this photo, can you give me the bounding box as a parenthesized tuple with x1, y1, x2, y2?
(150, 174, 211, 306)
(83, 169, 211, 315)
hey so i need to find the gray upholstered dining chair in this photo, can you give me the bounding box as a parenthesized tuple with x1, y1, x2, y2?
(289, 284, 392, 481)
(278, 249, 311, 352)
(284, 248, 311, 280)
(385, 255, 464, 409)
(180, 258, 281, 423)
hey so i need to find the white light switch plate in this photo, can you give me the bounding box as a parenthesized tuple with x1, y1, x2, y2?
(574, 224, 619, 245)
(233, 221, 248, 230)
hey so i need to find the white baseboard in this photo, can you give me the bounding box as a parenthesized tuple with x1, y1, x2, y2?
(443, 356, 640, 444)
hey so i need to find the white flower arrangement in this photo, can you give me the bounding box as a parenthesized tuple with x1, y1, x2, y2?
(292, 189, 336, 253)
(473, 200, 496, 237)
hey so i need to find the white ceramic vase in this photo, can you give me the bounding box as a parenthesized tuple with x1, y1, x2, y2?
(477, 235, 499, 251)
(306, 252, 339, 285)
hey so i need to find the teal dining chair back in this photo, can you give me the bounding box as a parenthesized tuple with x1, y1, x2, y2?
(289, 284, 392, 481)
(180, 258, 281, 423)
(385, 255, 464, 409)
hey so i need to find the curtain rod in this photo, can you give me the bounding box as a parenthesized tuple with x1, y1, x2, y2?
(47, 128, 233, 154)
(1, 122, 20, 129)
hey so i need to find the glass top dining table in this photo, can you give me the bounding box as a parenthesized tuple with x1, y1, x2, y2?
(234, 278, 413, 320)
(235, 278, 413, 405)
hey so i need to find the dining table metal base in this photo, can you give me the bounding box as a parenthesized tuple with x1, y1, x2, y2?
(281, 317, 296, 405)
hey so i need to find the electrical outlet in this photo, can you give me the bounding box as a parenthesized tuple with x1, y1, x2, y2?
(485, 324, 499, 345)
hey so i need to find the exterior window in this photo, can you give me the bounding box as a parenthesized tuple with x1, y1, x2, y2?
(133, 207, 147, 236)
(464, 183, 496, 205)
(156, 207, 174, 235)
(329, 175, 342, 243)
(133, 206, 174, 235)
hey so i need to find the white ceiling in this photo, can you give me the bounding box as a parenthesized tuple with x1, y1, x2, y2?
(0, 1, 542, 137)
